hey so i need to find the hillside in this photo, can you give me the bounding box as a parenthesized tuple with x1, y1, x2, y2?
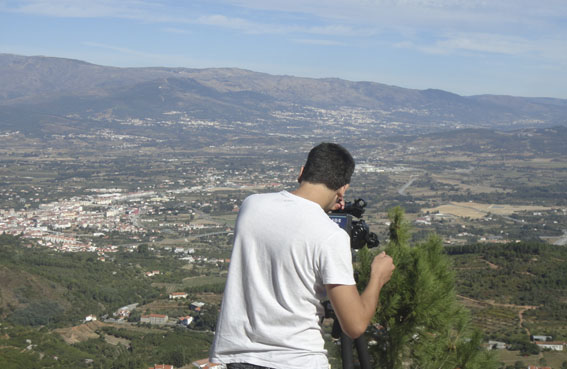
(1, 53, 567, 135)
(447, 242, 567, 340)
(0, 234, 163, 325)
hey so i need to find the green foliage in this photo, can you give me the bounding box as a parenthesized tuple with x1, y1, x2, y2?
(0, 233, 22, 247)
(360, 206, 498, 369)
(387, 206, 411, 247)
(355, 246, 374, 293)
(0, 235, 163, 325)
(186, 282, 225, 294)
(137, 243, 150, 255)
(0, 323, 99, 368)
(7, 301, 64, 326)
(99, 326, 213, 367)
(193, 307, 219, 331)
(0, 321, 214, 368)
(447, 242, 567, 330)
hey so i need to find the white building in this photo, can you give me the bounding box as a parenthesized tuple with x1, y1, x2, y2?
(536, 342, 564, 351)
(169, 292, 188, 299)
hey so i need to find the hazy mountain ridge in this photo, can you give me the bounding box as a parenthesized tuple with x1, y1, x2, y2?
(1, 53, 566, 131)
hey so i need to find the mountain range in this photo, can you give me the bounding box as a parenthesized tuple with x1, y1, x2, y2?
(1, 53, 566, 135)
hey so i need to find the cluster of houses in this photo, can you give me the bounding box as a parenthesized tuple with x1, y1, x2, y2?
(118, 296, 206, 327)
(1, 185, 235, 259)
(531, 335, 565, 352)
(0, 192, 150, 252)
(487, 335, 565, 352)
(114, 303, 139, 319)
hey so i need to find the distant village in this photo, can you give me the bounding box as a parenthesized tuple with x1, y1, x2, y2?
(0, 185, 236, 254)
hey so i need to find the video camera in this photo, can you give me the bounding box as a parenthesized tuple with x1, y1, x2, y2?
(329, 198, 379, 249)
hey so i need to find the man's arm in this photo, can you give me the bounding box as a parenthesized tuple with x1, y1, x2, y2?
(325, 252, 395, 339)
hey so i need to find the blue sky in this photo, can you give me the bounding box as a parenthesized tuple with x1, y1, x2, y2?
(1, 0, 566, 98)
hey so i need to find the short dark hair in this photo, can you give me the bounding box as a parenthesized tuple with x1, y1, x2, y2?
(298, 143, 355, 190)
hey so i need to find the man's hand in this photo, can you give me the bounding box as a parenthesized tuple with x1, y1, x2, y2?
(329, 183, 349, 212)
(329, 196, 346, 211)
(371, 252, 395, 288)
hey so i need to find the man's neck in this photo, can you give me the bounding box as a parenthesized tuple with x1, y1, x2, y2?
(291, 182, 336, 211)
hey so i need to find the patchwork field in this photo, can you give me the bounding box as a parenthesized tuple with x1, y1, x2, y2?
(424, 202, 554, 219)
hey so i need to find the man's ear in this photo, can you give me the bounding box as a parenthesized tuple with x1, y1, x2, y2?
(338, 184, 349, 196)
(297, 166, 305, 183)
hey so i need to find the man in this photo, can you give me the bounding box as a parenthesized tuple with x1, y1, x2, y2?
(210, 143, 395, 369)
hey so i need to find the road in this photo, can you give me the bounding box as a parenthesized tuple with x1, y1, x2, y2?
(398, 175, 419, 196)
(189, 231, 231, 239)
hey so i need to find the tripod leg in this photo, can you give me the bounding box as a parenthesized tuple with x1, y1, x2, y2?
(354, 336, 371, 369)
(340, 331, 354, 369)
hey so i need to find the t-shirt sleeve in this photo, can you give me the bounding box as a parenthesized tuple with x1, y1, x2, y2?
(318, 230, 356, 285)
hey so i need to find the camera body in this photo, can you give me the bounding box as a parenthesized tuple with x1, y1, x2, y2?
(329, 198, 379, 249)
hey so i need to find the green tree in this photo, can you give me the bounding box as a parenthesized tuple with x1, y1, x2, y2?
(137, 243, 149, 255)
(163, 348, 186, 368)
(361, 206, 497, 369)
(194, 307, 219, 331)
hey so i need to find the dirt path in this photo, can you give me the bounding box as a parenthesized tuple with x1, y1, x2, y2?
(518, 307, 534, 336)
(483, 259, 500, 269)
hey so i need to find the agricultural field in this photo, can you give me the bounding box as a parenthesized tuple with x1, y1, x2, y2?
(496, 349, 567, 369)
(423, 202, 556, 219)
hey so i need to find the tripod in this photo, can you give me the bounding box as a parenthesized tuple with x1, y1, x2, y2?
(326, 303, 372, 369)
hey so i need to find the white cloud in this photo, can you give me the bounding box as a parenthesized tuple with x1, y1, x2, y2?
(82, 42, 162, 58)
(162, 27, 192, 35)
(395, 32, 567, 64)
(7, 0, 567, 32)
(220, 0, 567, 38)
(421, 34, 537, 55)
(292, 38, 346, 46)
(5, 0, 567, 65)
(194, 14, 370, 37)
(305, 25, 365, 37)
(7, 0, 160, 19)
(196, 14, 251, 30)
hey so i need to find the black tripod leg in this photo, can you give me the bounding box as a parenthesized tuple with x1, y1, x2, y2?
(340, 331, 354, 369)
(355, 335, 371, 369)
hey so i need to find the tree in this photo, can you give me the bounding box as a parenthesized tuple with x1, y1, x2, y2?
(163, 348, 186, 368)
(137, 243, 149, 255)
(194, 307, 219, 331)
(359, 206, 497, 369)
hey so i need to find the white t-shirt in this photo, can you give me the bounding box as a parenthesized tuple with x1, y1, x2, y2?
(210, 191, 355, 369)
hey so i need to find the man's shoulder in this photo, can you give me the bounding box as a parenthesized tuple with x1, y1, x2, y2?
(239, 191, 286, 214)
(242, 191, 283, 205)
(246, 191, 282, 199)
